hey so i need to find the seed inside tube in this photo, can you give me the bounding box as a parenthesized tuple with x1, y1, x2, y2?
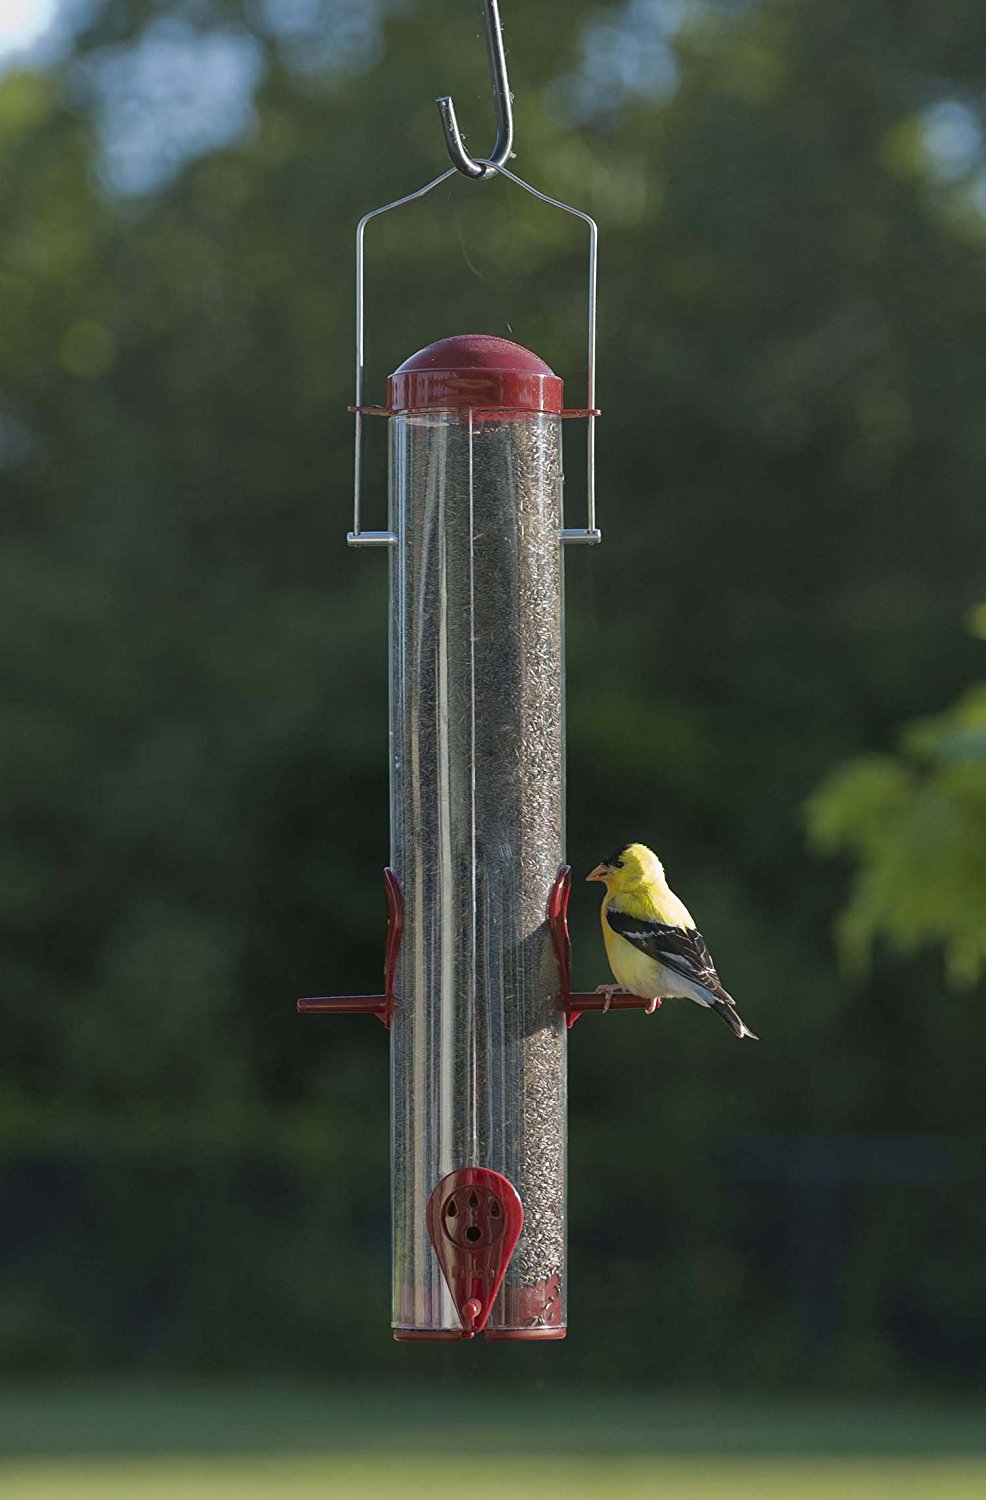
(390, 407, 567, 1334)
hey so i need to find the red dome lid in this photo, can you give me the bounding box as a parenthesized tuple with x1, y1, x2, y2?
(387, 334, 563, 414)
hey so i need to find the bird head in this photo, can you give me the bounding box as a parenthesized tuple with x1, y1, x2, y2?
(586, 842, 665, 893)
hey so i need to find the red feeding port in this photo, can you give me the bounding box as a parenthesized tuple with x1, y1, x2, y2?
(547, 865, 661, 1025)
(423, 1168, 524, 1338)
(296, 867, 403, 1027)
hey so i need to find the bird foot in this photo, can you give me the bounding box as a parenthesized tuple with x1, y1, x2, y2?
(645, 997, 660, 1014)
(593, 983, 620, 1014)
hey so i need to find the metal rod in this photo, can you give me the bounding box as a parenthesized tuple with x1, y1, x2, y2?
(298, 993, 654, 1016)
(350, 169, 457, 547)
(436, 0, 514, 180)
(495, 166, 600, 543)
(297, 995, 387, 1014)
(568, 994, 659, 1011)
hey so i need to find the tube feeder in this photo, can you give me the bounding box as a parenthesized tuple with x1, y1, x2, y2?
(298, 1, 657, 1341)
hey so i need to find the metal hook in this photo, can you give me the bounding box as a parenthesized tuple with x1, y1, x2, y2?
(436, 0, 514, 180)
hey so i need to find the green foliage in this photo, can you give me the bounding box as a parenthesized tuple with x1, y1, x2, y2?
(808, 621, 986, 983)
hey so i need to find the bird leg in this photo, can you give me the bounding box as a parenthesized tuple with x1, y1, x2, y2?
(645, 997, 660, 1014)
(593, 983, 621, 1014)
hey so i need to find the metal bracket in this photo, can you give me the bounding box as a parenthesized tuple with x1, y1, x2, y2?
(350, 166, 600, 547)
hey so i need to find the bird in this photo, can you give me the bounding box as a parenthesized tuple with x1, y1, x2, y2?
(586, 841, 758, 1040)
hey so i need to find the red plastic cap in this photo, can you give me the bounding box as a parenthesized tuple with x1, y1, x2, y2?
(387, 334, 563, 414)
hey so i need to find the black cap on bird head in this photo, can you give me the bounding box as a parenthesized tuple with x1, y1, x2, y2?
(585, 841, 664, 884)
(585, 843, 632, 882)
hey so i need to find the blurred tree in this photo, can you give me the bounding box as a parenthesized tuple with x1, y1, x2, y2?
(2, 0, 986, 1384)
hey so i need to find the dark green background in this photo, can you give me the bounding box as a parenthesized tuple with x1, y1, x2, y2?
(2, 0, 985, 1390)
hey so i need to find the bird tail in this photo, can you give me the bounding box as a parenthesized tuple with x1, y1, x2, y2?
(710, 996, 759, 1041)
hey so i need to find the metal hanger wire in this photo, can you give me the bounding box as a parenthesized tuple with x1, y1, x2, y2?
(348, 1, 601, 548)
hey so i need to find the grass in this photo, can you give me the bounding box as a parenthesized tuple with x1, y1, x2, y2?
(0, 1386, 984, 1499)
(3, 1457, 986, 1500)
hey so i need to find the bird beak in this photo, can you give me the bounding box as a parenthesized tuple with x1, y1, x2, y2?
(586, 863, 608, 883)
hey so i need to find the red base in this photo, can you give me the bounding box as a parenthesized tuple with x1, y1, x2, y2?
(393, 1325, 567, 1341)
(484, 1326, 567, 1341)
(393, 1329, 467, 1342)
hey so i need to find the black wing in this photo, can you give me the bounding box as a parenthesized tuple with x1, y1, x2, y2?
(605, 907, 730, 1000)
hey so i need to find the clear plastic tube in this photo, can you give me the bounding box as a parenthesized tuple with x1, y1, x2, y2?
(390, 409, 567, 1336)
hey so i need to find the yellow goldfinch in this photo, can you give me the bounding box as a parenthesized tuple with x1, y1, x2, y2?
(586, 841, 758, 1040)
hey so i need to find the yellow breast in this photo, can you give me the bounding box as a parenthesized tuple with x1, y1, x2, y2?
(601, 906, 663, 997)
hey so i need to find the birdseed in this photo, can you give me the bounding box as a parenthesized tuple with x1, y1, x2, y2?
(390, 411, 567, 1332)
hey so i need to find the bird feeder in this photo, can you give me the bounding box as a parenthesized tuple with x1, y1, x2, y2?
(299, 0, 655, 1341)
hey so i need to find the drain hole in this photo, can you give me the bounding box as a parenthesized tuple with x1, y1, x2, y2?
(490, 1199, 501, 1217)
(446, 1201, 457, 1217)
(468, 1191, 479, 1207)
(465, 1226, 482, 1243)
